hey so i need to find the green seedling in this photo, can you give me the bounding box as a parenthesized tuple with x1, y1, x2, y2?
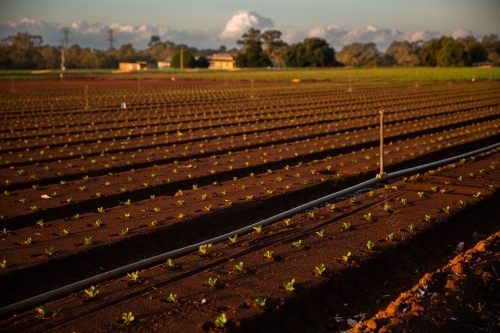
(2, 228, 10, 235)
(84, 237, 93, 245)
(315, 263, 326, 275)
(350, 197, 357, 204)
(342, 252, 352, 262)
(458, 176, 463, 181)
(203, 205, 212, 212)
(229, 235, 237, 243)
(418, 192, 425, 198)
(263, 250, 274, 260)
(73, 214, 82, 220)
(460, 200, 467, 206)
(206, 277, 218, 287)
(253, 297, 266, 307)
(431, 186, 438, 192)
(97, 207, 105, 213)
(424, 215, 432, 222)
(178, 213, 186, 219)
(488, 185, 494, 190)
(388, 232, 395, 241)
(408, 223, 416, 231)
(23, 237, 32, 245)
(214, 313, 227, 327)
(166, 293, 177, 302)
(382, 204, 391, 212)
(95, 219, 102, 227)
(234, 262, 244, 271)
(150, 220, 157, 227)
(121, 228, 129, 235)
(307, 211, 315, 219)
(368, 190, 375, 197)
(166, 258, 175, 267)
(399, 198, 407, 205)
(85, 286, 99, 298)
(441, 206, 450, 214)
(127, 270, 139, 281)
(124, 213, 131, 219)
(30, 205, 38, 211)
(45, 247, 54, 256)
(472, 192, 481, 198)
(366, 240, 375, 250)
(364, 213, 372, 221)
(0, 260, 6, 268)
(284, 219, 293, 227)
(122, 312, 134, 324)
(329, 204, 337, 211)
(253, 225, 262, 233)
(198, 244, 211, 255)
(36, 305, 49, 318)
(283, 279, 295, 292)
(36, 219, 44, 227)
(316, 229, 325, 238)
(292, 240, 302, 248)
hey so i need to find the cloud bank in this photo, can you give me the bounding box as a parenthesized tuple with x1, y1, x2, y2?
(0, 12, 489, 51)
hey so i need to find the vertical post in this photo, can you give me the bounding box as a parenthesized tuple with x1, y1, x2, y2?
(348, 74, 352, 92)
(85, 85, 89, 110)
(250, 79, 254, 99)
(377, 107, 385, 179)
(180, 46, 183, 70)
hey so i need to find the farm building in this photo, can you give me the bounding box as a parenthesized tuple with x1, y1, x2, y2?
(208, 53, 236, 69)
(158, 57, 172, 69)
(118, 61, 148, 71)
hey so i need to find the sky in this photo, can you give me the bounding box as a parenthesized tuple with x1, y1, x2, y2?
(0, 0, 499, 51)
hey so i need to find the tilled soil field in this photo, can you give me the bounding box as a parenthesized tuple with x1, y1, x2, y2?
(0, 79, 499, 332)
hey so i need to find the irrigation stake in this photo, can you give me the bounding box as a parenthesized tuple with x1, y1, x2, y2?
(84, 85, 89, 110)
(348, 74, 352, 92)
(376, 107, 386, 179)
(250, 79, 254, 99)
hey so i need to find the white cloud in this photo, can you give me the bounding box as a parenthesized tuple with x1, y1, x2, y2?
(452, 27, 473, 39)
(219, 10, 274, 40)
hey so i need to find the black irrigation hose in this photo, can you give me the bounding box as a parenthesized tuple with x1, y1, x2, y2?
(0, 141, 499, 319)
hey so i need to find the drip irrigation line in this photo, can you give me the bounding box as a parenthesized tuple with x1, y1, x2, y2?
(0, 141, 499, 319)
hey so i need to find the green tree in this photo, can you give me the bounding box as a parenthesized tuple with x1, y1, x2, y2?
(0, 32, 43, 69)
(436, 40, 468, 67)
(336, 43, 389, 67)
(261, 30, 287, 66)
(386, 41, 421, 67)
(170, 49, 196, 68)
(236, 28, 270, 68)
(282, 38, 339, 67)
(39, 45, 60, 69)
(480, 34, 500, 65)
(418, 37, 454, 66)
(196, 56, 209, 68)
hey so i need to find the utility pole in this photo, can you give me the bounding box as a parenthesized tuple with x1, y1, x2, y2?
(107, 28, 116, 49)
(180, 46, 183, 70)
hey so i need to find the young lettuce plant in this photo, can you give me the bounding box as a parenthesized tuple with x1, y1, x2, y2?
(343, 222, 352, 230)
(315, 263, 326, 276)
(366, 241, 375, 250)
(364, 213, 372, 221)
(253, 225, 262, 234)
(234, 262, 244, 272)
(198, 244, 211, 255)
(214, 313, 227, 328)
(166, 293, 177, 302)
(166, 258, 175, 267)
(122, 312, 135, 324)
(84, 237, 93, 245)
(36, 305, 49, 318)
(424, 214, 432, 222)
(263, 250, 274, 260)
(292, 240, 302, 248)
(388, 233, 395, 241)
(316, 229, 325, 238)
(127, 270, 139, 282)
(45, 247, 54, 256)
(206, 277, 218, 287)
(283, 278, 295, 292)
(342, 252, 352, 262)
(85, 286, 99, 298)
(253, 297, 266, 307)
(228, 235, 237, 244)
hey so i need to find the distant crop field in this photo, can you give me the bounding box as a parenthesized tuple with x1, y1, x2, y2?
(0, 67, 498, 82)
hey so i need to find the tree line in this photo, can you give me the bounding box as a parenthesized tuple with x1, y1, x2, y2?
(1, 29, 499, 70)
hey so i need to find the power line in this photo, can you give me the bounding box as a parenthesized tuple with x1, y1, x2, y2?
(107, 28, 116, 50)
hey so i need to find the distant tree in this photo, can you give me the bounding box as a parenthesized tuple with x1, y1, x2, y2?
(170, 49, 196, 68)
(196, 56, 209, 68)
(117, 44, 138, 62)
(0, 32, 43, 69)
(456, 36, 487, 65)
(481, 34, 500, 65)
(436, 40, 468, 67)
(386, 40, 421, 67)
(218, 45, 227, 53)
(39, 45, 60, 69)
(418, 37, 454, 66)
(148, 35, 161, 47)
(261, 29, 287, 66)
(336, 43, 389, 67)
(236, 28, 270, 67)
(282, 38, 338, 67)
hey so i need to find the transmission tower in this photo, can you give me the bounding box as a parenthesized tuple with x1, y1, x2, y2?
(107, 28, 116, 49)
(60, 27, 71, 71)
